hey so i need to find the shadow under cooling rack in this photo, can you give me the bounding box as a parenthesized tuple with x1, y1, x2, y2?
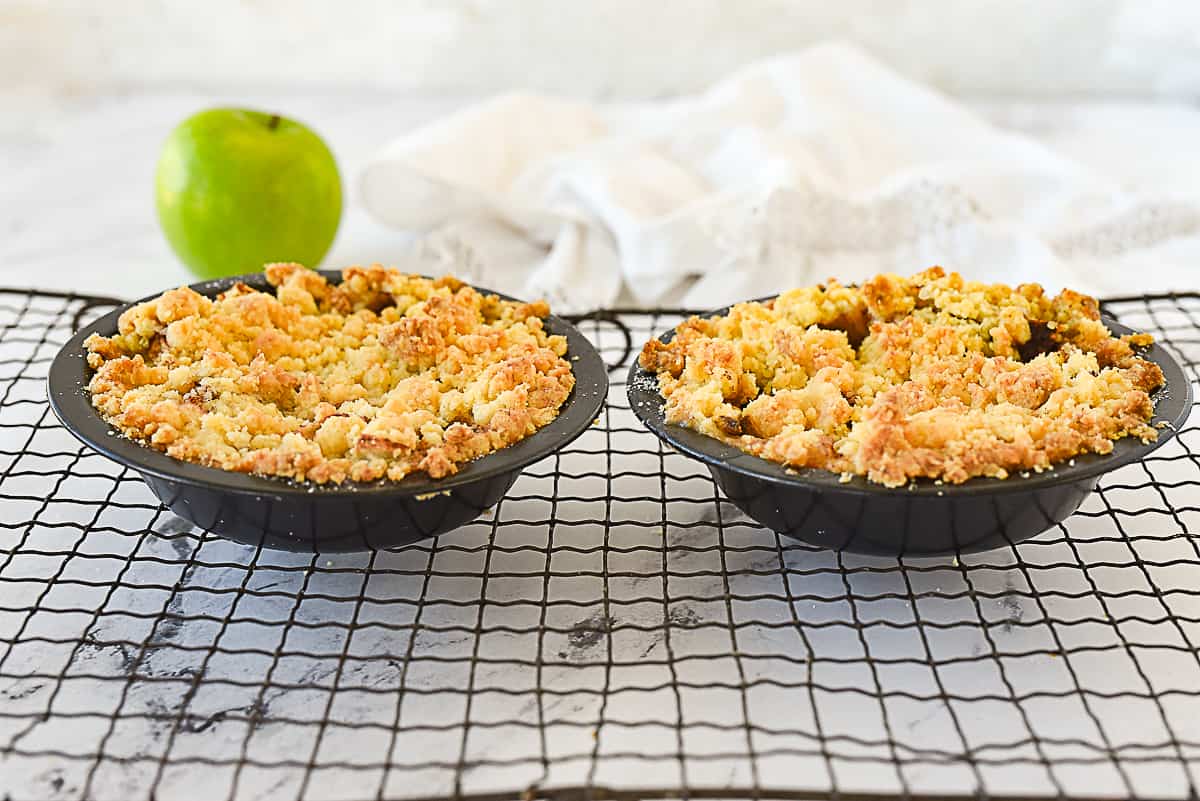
(0, 287, 1198, 801)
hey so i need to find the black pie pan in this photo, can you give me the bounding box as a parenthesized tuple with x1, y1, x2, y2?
(629, 308, 1193, 556)
(47, 271, 608, 552)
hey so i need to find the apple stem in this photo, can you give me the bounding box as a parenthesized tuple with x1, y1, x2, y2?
(267, 114, 281, 131)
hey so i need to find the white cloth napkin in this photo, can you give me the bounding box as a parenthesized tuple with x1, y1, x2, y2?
(361, 42, 1199, 312)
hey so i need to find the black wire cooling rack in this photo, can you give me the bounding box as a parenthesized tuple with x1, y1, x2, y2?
(0, 287, 1198, 801)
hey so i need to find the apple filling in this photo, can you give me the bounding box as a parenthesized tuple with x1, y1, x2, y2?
(640, 268, 1164, 487)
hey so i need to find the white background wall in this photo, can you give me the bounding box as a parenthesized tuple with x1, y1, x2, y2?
(4, 0, 1200, 99)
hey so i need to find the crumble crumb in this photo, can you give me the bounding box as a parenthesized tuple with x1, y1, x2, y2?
(85, 264, 575, 484)
(639, 267, 1163, 487)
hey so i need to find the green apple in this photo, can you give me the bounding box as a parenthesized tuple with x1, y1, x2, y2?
(155, 108, 342, 280)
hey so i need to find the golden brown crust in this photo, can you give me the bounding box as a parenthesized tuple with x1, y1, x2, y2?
(642, 268, 1164, 487)
(85, 264, 575, 484)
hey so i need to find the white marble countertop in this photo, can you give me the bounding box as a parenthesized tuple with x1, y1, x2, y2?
(3, 91, 1200, 801)
(3, 293, 1199, 801)
(3, 90, 1200, 302)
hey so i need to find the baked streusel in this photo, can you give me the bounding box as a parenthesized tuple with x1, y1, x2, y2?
(640, 267, 1164, 487)
(85, 264, 575, 483)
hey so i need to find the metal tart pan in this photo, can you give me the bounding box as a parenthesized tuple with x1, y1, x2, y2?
(49, 271, 609, 552)
(629, 306, 1192, 556)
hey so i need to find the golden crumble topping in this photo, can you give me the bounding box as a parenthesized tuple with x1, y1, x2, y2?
(640, 267, 1164, 487)
(85, 264, 575, 484)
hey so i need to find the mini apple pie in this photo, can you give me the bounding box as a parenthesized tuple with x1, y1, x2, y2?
(85, 264, 575, 483)
(640, 268, 1164, 487)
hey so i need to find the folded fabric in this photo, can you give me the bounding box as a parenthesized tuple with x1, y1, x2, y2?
(361, 42, 1200, 311)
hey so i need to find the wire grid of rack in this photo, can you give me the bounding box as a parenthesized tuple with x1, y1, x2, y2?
(0, 287, 1198, 801)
